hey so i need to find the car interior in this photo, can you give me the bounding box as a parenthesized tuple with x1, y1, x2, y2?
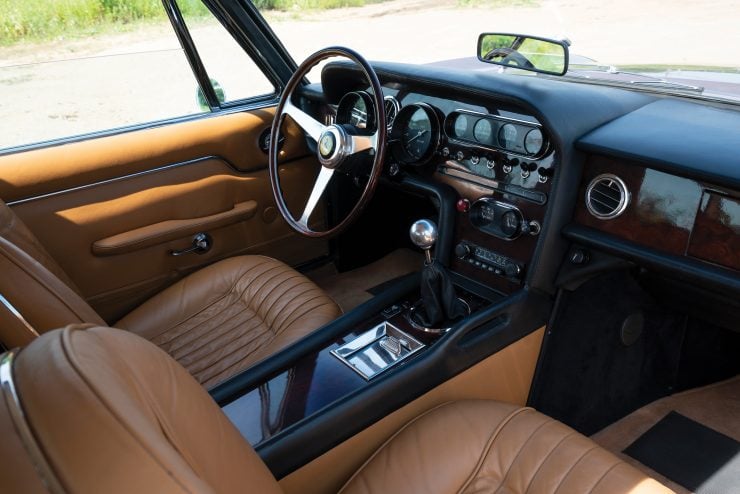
(0, 4, 738, 494)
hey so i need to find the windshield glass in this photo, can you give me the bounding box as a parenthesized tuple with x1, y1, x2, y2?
(258, 0, 739, 103)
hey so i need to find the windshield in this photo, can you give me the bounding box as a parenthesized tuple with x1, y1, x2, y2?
(258, 0, 740, 103)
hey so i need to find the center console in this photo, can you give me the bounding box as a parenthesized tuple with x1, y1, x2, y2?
(436, 133, 555, 294)
(221, 218, 500, 447)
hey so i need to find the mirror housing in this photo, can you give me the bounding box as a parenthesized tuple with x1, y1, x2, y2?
(477, 33, 570, 76)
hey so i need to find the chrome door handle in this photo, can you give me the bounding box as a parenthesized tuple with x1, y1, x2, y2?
(170, 232, 212, 256)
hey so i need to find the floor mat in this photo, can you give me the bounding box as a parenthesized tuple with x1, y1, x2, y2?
(623, 411, 739, 493)
(306, 249, 421, 312)
(592, 375, 740, 493)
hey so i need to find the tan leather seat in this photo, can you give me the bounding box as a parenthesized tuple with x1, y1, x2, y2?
(0, 199, 340, 388)
(0, 326, 673, 494)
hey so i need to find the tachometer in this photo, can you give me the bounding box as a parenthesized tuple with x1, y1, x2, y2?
(336, 91, 376, 130)
(390, 103, 441, 165)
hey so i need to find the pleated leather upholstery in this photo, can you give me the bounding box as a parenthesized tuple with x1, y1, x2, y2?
(340, 401, 673, 494)
(117, 255, 341, 388)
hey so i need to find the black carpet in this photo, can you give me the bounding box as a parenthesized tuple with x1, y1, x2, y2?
(529, 270, 685, 435)
(625, 412, 740, 493)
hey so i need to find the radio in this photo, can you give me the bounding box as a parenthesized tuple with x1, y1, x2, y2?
(469, 199, 540, 240)
(454, 241, 523, 281)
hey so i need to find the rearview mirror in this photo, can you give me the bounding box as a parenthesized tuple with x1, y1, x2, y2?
(477, 33, 569, 76)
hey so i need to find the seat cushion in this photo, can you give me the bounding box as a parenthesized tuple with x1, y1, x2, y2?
(340, 400, 673, 494)
(117, 255, 340, 388)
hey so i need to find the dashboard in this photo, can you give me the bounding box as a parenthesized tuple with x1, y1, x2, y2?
(332, 84, 556, 294)
(318, 60, 740, 303)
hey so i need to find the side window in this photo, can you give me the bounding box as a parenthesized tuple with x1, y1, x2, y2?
(179, 4, 275, 106)
(0, 1, 275, 152)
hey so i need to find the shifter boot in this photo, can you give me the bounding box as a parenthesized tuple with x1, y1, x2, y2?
(419, 261, 468, 327)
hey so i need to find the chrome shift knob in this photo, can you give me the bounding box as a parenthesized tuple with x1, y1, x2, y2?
(410, 219, 437, 264)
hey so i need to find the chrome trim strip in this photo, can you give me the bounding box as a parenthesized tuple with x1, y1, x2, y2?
(0, 352, 66, 493)
(452, 108, 542, 128)
(6, 155, 221, 206)
(0, 294, 38, 337)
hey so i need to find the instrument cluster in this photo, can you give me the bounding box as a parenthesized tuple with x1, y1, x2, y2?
(334, 90, 553, 190)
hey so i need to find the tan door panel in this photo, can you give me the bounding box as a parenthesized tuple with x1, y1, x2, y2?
(0, 109, 328, 322)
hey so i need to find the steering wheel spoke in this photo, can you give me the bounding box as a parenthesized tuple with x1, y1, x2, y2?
(299, 166, 335, 229)
(350, 131, 378, 155)
(284, 99, 326, 142)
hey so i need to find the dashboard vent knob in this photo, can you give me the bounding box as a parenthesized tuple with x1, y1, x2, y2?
(585, 174, 630, 220)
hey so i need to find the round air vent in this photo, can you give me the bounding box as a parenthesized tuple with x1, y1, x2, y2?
(384, 95, 400, 130)
(586, 174, 630, 219)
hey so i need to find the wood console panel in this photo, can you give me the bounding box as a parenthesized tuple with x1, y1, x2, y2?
(222, 289, 488, 446)
(575, 154, 740, 271)
(688, 192, 740, 271)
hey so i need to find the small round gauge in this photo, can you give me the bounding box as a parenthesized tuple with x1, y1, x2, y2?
(524, 128, 544, 155)
(384, 95, 401, 131)
(498, 123, 518, 150)
(473, 118, 493, 144)
(390, 103, 441, 165)
(336, 91, 375, 130)
(453, 114, 468, 138)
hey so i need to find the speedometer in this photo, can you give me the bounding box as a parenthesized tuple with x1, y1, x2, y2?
(403, 107, 432, 159)
(390, 103, 441, 165)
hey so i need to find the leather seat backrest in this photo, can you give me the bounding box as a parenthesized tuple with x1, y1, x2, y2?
(0, 200, 103, 347)
(1, 325, 282, 494)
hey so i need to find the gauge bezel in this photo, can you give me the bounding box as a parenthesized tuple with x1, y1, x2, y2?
(383, 95, 401, 131)
(390, 102, 442, 166)
(523, 128, 544, 155)
(336, 91, 376, 131)
(497, 123, 519, 149)
(473, 118, 494, 144)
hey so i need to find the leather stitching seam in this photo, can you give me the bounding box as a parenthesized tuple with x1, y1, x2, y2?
(552, 445, 599, 494)
(491, 417, 555, 494)
(523, 430, 577, 494)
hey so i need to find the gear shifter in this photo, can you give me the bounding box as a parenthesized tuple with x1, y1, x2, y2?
(409, 219, 468, 329)
(409, 219, 437, 265)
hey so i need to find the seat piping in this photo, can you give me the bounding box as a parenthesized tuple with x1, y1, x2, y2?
(0, 351, 65, 494)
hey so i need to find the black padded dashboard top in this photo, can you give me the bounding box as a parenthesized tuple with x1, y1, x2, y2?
(577, 99, 740, 190)
(322, 61, 654, 147)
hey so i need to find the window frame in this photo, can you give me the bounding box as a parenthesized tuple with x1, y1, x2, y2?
(0, 0, 290, 157)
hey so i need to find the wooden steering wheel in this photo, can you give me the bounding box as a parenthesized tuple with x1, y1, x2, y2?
(269, 47, 387, 238)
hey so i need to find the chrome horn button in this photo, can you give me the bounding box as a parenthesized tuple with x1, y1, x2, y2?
(317, 125, 352, 169)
